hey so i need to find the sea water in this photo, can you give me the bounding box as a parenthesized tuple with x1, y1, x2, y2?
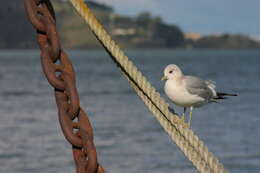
(0, 49, 259, 173)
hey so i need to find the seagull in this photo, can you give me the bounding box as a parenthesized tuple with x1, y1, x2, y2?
(161, 64, 237, 127)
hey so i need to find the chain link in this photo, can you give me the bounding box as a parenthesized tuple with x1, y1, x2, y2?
(24, 0, 105, 172)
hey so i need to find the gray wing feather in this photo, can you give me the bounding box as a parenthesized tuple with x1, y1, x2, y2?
(184, 76, 213, 100)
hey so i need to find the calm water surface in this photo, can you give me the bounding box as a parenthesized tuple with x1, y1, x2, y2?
(0, 49, 259, 173)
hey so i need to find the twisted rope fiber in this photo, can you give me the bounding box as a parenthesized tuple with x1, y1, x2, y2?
(122, 73, 212, 173)
(69, 0, 229, 172)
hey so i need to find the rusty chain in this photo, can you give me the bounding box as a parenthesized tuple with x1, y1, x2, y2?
(24, 0, 105, 172)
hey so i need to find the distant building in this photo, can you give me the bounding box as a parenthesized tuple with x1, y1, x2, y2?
(112, 28, 136, 36)
(249, 36, 260, 42)
(109, 15, 136, 29)
(185, 32, 202, 41)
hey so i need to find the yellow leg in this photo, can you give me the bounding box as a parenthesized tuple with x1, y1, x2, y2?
(181, 107, 187, 122)
(181, 113, 185, 122)
(188, 107, 193, 128)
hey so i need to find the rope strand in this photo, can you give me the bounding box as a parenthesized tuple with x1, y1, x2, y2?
(68, 0, 229, 173)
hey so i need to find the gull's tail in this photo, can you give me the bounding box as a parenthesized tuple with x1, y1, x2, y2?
(215, 92, 238, 100)
(210, 92, 237, 103)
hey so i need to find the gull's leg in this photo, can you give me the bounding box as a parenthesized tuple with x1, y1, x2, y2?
(188, 107, 193, 127)
(182, 107, 186, 122)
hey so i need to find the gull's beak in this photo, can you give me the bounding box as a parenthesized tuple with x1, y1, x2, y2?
(161, 76, 168, 81)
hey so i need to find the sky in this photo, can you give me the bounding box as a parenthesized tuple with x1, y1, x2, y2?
(93, 0, 260, 37)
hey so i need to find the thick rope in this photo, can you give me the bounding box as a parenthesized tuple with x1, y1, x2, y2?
(68, 0, 229, 173)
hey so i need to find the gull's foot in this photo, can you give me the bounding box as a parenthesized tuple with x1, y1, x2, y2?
(181, 113, 186, 124)
(167, 107, 189, 128)
(181, 114, 185, 121)
(187, 122, 191, 128)
(179, 118, 189, 128)
(177, 114, 187, 128)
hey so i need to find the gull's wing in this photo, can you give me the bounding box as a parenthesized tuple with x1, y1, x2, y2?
(184, 76, 214, 101)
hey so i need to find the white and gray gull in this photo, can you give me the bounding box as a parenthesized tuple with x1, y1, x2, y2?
(161, 64, 237, 127)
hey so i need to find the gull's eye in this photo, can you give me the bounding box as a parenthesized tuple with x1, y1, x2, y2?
(169, 70, 173, 74)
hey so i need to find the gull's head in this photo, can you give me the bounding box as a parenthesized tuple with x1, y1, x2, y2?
(161, 64, 183, 81)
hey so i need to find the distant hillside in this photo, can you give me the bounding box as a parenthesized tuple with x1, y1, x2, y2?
(53, 1, 185, 49)
(0, 0, 37, 48)
(0, 0, 184, 49)
(186, 34, 260, 49)
(1, 0, 260, 49)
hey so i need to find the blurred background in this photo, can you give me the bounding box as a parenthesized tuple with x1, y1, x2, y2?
(0, 0, 259, 173)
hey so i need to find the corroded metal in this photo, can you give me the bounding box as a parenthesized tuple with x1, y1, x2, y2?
(24, 0, 105, 172)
